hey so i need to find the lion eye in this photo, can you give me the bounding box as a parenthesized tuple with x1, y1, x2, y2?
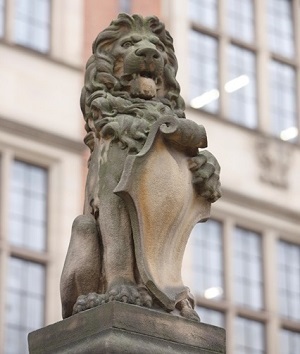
(156, 43, 165, 52)
(122, 41, 134, 48)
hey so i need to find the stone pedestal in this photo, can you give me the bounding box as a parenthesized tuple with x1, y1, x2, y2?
(28, 302, 226, 354)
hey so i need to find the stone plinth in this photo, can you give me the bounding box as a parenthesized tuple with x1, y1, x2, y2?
(28, 302, 225, 354)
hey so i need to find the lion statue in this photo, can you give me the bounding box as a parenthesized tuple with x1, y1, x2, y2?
(60, 13, 221, 321)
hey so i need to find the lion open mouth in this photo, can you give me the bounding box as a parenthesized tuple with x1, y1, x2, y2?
(121, 72, 161, 100)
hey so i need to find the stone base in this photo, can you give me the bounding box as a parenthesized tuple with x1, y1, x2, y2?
(28, 302, 226, 354)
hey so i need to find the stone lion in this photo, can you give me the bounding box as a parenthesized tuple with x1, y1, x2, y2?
(60, 13, 221, 321)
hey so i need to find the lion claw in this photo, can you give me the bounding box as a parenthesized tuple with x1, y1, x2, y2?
(72, 292, 105, 315)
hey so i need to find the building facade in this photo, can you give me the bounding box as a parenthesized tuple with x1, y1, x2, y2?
(177, 1, 300, 353)
(0, 0, 85, 353)
(0, 1, 299, 353)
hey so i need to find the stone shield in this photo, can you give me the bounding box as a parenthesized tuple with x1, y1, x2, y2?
(114, 116, 211, 310)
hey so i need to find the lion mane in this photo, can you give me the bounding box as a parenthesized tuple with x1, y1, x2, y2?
(80, 13, 186, 155)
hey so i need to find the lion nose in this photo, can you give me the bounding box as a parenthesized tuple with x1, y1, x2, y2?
(135, 47, 160, 60)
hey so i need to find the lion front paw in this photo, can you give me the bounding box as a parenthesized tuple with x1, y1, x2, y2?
(176, 299, 200, 322)
(189, 150, 221, 203)
(105, 282, 153, 308)
(72, 292, 105, 315)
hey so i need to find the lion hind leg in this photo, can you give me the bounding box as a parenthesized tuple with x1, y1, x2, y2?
(60, 214, 102, 318)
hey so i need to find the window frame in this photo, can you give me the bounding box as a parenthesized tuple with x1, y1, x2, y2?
(233, 226, 264, 311)
(12, 0, 52, 54)
(0, 0, 52, 55)
(187, 0, 299, 144)
(183, 205, 300, 353)
(278, 239, 300, 322)
(9, 159, 49, 252)
(0, 148, 50, 353)
(188, 0, 258, 128)
(0, 0, 5, 38)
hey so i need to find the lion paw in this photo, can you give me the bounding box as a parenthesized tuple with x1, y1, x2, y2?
(72, 292, 105, 315)
(176, 299, 200, 322)
(105, 282, 140, 304)
(105, 282, 153, 308)
(138, 286, 153, 308)
(188, 150, 221, 203)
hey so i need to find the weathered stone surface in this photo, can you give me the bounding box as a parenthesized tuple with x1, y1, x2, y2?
(28, 302, 225, 354)
(60, 13, 222, 323)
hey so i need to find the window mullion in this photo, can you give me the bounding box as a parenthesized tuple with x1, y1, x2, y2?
(0, 148, 13, 245)
(0, 148, 13, 353)
(223, 216, 234, 353)
(294, 0, 300, 145)
(218, 0, 228, 119)
(4, 0, 14, 42)
(0, 247, 9, 352)
(255, 0, 270, 133)
(264, 230, 280, 354)
(219, 34, 229, 120)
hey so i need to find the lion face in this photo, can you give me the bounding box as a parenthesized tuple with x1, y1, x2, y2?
(112, 33, 168, 100)
(81, 14, 186, 131)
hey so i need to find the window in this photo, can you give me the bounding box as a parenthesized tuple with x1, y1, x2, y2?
(0, 0, 4, 37)
(188, 0, 299, 143)
(227, 45, 257, 128)
(188, 0, 218, 29)
(0, 157, 49, 354)
(268, 0, 295, 58)
(9, 161, 48, 251)
(184, 3, 300, 353)
(228, 0, 255, 43)
(278, 241, 300, 321)
(188, 0, 258, 128)
(189, 31, 219, 113)
(196, 306, 225, 328)
(13, 0, 50, 53)
(183, 212, 300, 354)
(5, 258, 45, 354)
(235, 317, 266, 354)
(269, 61, 297, 142)
(185, 220, 224, 300)
(234, 227, 263, 310)
(119, 0, 131, 13)
(281, 329, 300, 354)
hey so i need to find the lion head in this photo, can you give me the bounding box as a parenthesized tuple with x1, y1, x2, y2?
(81, 14, 185, 153)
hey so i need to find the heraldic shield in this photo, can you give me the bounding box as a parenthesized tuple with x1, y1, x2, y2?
(114, 116, 211, 311)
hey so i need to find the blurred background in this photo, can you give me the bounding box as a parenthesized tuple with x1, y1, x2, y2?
(0, 0, 299, 353)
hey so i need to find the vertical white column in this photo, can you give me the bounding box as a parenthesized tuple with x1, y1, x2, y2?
(255, 0, 270, 133)
(0, 149, 13, 351)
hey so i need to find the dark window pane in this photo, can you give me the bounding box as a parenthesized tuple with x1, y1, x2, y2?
(119, 0, 131, 13)
(235, 317, 266, 354)
(0, 0, 4, 37)
(234, 227, 264, 310)
(183, 220, 224, 300)
(268, 0, 295, 57)
(278, 241, 300, 321)
(228, 0, 255, 42)
(5, 258, 45, 354)
(196, 306, 225, 328)
(4, 328, 20, 354)
(269, 61, 297, 142)
(281, 329, 300, 354)
(188, 0, 218, 29)
(227, 45, 257, 128)
(189, 31, 219, 113)
(13, 0, 50, 53)
(9, 160, 48, 251)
